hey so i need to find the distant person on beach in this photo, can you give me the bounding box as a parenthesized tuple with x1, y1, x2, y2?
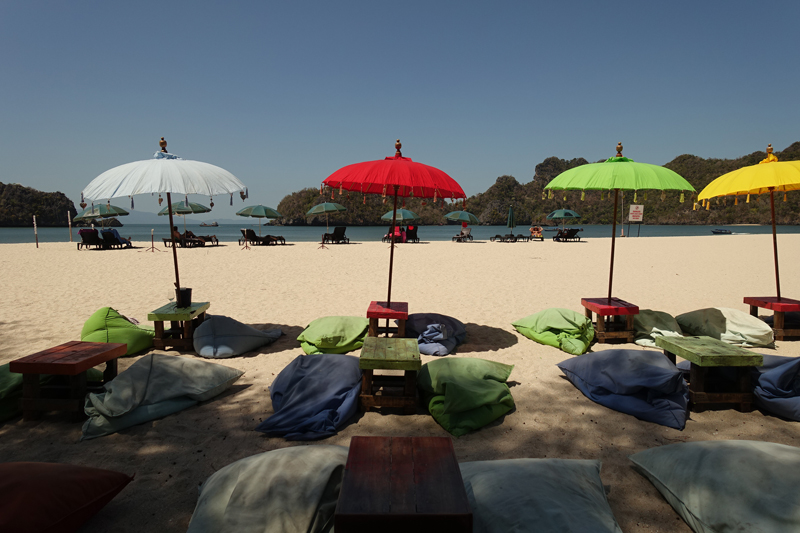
(106, 228, 132, 247)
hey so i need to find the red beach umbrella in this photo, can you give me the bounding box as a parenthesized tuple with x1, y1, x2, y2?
(323, 140, 466, 304)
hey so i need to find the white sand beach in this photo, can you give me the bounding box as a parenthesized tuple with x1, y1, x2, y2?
(2, 234, 800, 532)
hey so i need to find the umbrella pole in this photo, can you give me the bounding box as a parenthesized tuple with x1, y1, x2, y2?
(770, 189, 781, 300)
(259, 219, 262, 237)
(387, 186, 399, 306)
(608, 189, 619, 303)
(166, 193, 181, 290)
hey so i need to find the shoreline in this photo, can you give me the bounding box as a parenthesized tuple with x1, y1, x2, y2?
(2, 236, 800, 532)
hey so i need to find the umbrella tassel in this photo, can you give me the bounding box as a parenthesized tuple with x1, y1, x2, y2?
(680, 192, 685, 203)
(600, 191, 604, 201)
(363, 194, 366, 205)
(245, 188, 248, 199)
(158, 194, 163, 206)
(542, 191, 546, 200)
(320, 184, 323, 195)
(433, 189, 438, 203)
(331, 190, 335, 200)
(130, 196, 134, 209)
(339, 184, 343, 195)
(784, 191, 788, 202)
(633, 191, 637, 203)
(735, 196, 739, 205)
(661, 191, 666, 202)
(230, 194, 233, 206)
(402, 198, 406, 208)
(693, 202, 697, 211)
(746, 194, 751, 203)
(581, 190, 585, 201)
(563, 192, 567, 201)
(382, 185, 387, 198)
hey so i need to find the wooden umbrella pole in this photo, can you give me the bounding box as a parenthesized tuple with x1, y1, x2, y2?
(386, 186, 399, 306)
(770, 189, 781, 300)
(166, 193, 181, 290)
(608, 189, 619, 303)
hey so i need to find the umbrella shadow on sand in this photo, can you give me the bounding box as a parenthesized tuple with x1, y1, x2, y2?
(457, 324, 519, 353)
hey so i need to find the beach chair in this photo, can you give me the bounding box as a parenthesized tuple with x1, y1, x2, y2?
(324, 227, 349, 244)
(529, 226, 544, 241)
(77, 229, 105, 250)
(101, 231, 126, 249)
(452, 227, 472, 242)
(515, 234, 529, 242)
(406, 226, 419, 243)
(244, 228, 270, 245)
(382, 226, 403, 243)
(553, 228, 581, 242)
(264, 234, 286, 245)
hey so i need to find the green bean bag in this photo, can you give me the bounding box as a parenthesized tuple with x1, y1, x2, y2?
(297, 316, 369, 355)
(417, 358, 515, 437)
(81, 307, 155, 356)
(512, 308, 594, 355)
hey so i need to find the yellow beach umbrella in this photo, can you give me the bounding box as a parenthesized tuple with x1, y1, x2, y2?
(698, 144, 800, 299)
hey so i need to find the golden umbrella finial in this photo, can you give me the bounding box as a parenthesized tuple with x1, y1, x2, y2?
(159, 137, 168, 153)
(616, 142, 623, 157)
(760, 143, 778, 164)
(395, 139, 402, 157)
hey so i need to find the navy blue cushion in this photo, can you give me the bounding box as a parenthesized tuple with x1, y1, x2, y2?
(751, 354, 800, 421)
(254, 353, 361, 440)
(557, 349, 689, 430)
(403, 313, 467, 356)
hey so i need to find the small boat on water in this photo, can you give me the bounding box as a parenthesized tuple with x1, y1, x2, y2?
(200, 221, 219, 227)
(711, 229, 732, 234)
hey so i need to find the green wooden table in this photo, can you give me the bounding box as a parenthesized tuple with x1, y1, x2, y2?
(147, 302, 210, 351)
(359, 337, 420, 414)
(655, 335, 763, 412)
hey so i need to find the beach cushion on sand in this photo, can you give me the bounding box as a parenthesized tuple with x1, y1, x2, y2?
(558, 349, 689, 430)
(751, 354, 800, 421)
(297, 316, 369, 355)
(1, 364, 102, 423)
(512, 308, 594, 355)
(461, 459, 623, 533)
(634, 309, 684, 348)
(193, 315, 282, 358)
(255, 353, 361, 440)
(187, 445, 348, 533)
(403, 313, 467, 356)
(81, 306, 155, 356)
(82, 354, 244, 440)
(676, 307, 774, 347)
(630, 440, 800, 533)
(0, 462, 133, 533)
(417, 358, 515, 436)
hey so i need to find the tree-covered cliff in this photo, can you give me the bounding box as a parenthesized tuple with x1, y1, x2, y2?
(0, 183, 77, 227)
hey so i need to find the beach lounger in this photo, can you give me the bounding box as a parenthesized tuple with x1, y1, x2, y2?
(264, 234, 286, 245)
(244, 228, 272, 246)
(452, 227, 472, 242)
(490, 234, 516, 242)
(323, 226, 349, 244)
(101, 231, 126, 249)
(77, 228, 105, 250)
(406, 226, 419, 243)
(529, 226, 545, 241)
(553, 228, 581, 242)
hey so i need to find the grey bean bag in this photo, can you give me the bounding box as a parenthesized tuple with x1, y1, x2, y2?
(634, 309, 684, 348)
(193, 315, 282, 358)
(403, 313, 467, 356)
(676, 307, 774, 348)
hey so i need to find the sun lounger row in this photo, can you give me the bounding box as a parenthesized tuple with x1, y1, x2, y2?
(77, 228, 133, 250)
(239, 228, 286, 245)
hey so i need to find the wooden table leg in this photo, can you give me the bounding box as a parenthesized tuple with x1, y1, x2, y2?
(21, 374, 41, 421)
(183, 320, 193, 342)
(736, 367, 754, 412)
(154, 320, 164, 340)
(368, 318, 378, 337)
(361, 370, 374, 412)
(663, 349, 676, 365)
(70, 372, 88, 420)
(403, 370, 417, 414)
(595, 314, 606, 335)
(626, 314, 635, 342)
(775, 311, 785, 341)
(749, 304, 758, 317)
(397, 319, 406, 338)
(104, 358, 118, 382)
(689, 363, 707, 412)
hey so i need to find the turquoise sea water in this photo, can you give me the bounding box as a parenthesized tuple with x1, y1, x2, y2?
(4, 223, 800, 244)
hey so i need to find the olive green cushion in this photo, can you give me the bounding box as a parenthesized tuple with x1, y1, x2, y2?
(297, 316, 369, 355)
(81, 307, 155, 356)
(512, 308, 594, 355)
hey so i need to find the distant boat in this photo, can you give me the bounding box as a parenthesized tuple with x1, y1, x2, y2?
(200, 221, 219, 227)
(711, 229, 732, 234)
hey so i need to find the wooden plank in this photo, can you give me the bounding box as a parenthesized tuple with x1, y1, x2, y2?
(412, 437, 472, 516)
(655, 336, 762, 367)
(389, 437, 416, 515)
(147, 302, 210, 321)
(360, 337, 420, 371)
(9, 342, 127, 375)
(338, 436, 392, 515)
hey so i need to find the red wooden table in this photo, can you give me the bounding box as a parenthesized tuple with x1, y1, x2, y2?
(335, 436, 472, 532)
(8, 341, 127, 420)
(367, 301, 408, 337)
(581, 297, 639, 343)
(744, 296, 800, 341)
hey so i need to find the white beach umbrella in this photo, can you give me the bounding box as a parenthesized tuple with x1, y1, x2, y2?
(82, 138, 246, 291)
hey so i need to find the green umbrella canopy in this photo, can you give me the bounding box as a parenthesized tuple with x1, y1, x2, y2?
(546, 209, 581, 220)
(306, 202, 347, 233)
(157, 200, 212, 216)
(381, 209, 420, 223)
(506, 206, 516, 231)
(444, 210, 480, 224)
(236, 205, 282, 218)
(74, 204, 129, 221)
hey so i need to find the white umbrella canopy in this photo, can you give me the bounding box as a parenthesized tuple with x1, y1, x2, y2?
(81, 139, 247, 294)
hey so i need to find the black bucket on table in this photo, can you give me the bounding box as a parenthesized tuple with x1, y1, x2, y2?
(175, 287, 192, 308)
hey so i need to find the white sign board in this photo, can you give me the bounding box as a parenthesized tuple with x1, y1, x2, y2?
(628, 204, 644, 222)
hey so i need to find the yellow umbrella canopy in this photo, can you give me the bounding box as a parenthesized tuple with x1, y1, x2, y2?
(698, 144, 800, 299)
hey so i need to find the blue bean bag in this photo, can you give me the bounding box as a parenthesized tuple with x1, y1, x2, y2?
(557, 349, 689, 430)
(193, 315, 282, 358)
(255, 353, 362, 440)
(403, 313, 467, 356)
(751, 354, 800, 421)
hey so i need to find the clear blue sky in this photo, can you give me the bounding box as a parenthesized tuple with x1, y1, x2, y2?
(2, 1, 798, 221)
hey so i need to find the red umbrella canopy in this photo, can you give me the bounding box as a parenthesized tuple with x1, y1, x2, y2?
(322, 140, 466, 201)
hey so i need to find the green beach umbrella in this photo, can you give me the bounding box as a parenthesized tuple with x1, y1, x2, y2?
(546, 209, 581, 230)
(444, 210, 480, 225)
(506, 205, 516, 232)
(74, 204, 129, 228)
(236, 204, 282, 236)
(158, 200, 212, 232)
(545, 142, 694, 301)
(306, 202, 347, 232)
(380, 209, 420, 223)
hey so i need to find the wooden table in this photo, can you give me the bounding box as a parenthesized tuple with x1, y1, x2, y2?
(8, 341, 127, 420)
(359, 337, 420, 414)
(744, 296, 800, 341)
(366, 301, 408, 337)
(335, 436, 472, 533)
(147, 302, 210, 351)
(655, 335, 763, 412)
(581, 297, 639, 343)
